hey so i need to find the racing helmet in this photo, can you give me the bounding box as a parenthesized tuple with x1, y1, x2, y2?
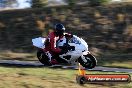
(54, 23, 65, 36)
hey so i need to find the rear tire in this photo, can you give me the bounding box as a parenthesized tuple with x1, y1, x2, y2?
(78, 54, 97, 69)
(37, 49, 51, 66)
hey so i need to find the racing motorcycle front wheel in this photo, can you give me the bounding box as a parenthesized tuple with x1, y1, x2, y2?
(37, 49, 52, 66)
(78, 54, 97, 69)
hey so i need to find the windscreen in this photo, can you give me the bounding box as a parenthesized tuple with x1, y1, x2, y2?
(68, 36, 81, 44)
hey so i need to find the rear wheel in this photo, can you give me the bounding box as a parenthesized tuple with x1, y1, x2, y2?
(37, 49, 51, 66)
(78, 54, 97, 69)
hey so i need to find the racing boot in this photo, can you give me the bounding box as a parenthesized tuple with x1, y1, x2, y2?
(50, 59, 59, 65)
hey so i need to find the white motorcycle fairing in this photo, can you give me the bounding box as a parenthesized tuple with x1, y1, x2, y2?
(32, 35, 97, 68)
(57, 35, 89, 64)
(32, 37, 46, 49)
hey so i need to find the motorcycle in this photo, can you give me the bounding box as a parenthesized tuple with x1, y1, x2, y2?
(32, 35, 97, 69)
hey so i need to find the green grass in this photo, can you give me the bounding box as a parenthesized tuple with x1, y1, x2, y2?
(0, 66, 131, 88)
(97, 54, 132, 68)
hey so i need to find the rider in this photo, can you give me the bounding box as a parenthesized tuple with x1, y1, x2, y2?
(44, 23, 72, 64)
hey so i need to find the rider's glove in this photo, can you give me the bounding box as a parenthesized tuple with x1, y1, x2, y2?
(60, 48, 68, 54)
(63, 43, 70, 48)
(59, 43, 71, 54)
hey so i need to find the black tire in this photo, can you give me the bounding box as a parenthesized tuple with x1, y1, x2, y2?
(78, 54, 97, 69)
(37, 49, 51, 66)
(76, 75, 86, 85)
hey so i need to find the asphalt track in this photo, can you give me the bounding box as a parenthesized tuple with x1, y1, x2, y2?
(0, 60, 132, 73)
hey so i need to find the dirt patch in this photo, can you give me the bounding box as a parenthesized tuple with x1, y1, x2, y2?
(0, 51, 36, 61)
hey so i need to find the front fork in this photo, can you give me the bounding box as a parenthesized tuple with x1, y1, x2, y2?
(81, 51, 91, 63)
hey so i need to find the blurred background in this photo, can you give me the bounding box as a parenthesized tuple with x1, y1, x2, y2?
(0, 0, 132, 67)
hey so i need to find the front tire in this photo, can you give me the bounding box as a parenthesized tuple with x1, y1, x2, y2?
(37, 49, 51, 66)
(78, 54, 97, 69)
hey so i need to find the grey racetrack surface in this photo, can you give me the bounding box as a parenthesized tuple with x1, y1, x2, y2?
(0, 60, 132, 73)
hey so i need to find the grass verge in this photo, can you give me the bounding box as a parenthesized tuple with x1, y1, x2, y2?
(97, 53, 132, 69)
(0, 66, 131, 88)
